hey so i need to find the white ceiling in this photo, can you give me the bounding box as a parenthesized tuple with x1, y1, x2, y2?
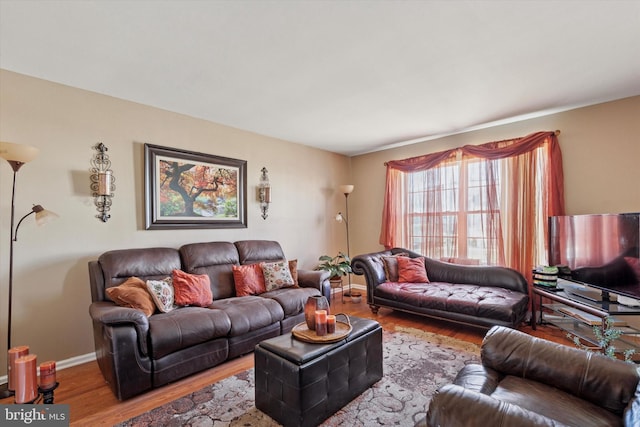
(1, 1, 639, 156)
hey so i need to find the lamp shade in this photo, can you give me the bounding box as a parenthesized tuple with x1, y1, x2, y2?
(33, 205, 59, 226)
(0, 141, 39, 164)
(339, 184, 354, 195)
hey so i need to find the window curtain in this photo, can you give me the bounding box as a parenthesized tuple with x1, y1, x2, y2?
(379, 131, 565, 278)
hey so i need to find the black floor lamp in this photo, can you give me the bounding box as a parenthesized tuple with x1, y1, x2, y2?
(336, 184, 354, 298)
(0, 141, 58, 398)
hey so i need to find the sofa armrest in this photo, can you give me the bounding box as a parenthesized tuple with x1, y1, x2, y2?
(426, 384, 564, 427)
(89, 301, 150, 355)
(297, 269, 331, 299)
(482, 326, 640, 416)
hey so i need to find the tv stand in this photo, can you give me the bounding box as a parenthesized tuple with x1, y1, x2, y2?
(532, 285, 640, 360)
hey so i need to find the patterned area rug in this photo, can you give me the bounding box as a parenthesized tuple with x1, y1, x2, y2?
(118, 327, 480, 427)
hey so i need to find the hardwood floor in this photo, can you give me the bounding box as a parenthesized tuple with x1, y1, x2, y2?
(1, 293, 572, 426)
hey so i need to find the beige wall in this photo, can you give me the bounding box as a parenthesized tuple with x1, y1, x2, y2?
(349, 96, 640, 284)
(0, 70, 351, 370)
(2, 68, 638, 372)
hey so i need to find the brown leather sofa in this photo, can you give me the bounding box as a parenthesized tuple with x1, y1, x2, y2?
(88, 240, 330, 400)
(351, 248, 529, 328)
(424, 326, 640, 427)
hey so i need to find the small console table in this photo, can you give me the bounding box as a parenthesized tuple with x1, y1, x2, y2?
(532, 285, 640, 358)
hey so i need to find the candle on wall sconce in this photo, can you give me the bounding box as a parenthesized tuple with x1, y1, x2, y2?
(258, 167, 271, 219)
(14, 354, 38, 404)
(90, 142, 115, 222)
(98, 170, 112, 196)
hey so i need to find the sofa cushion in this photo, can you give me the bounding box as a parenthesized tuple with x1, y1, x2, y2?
(235, 240, 286, 264)
(397, 256, 430, 283)
(232, 264, 266, 296)
(261, 260, 295, 291)
(179, 241, 240, 300)
(261, 286, 321, 317)
(148, 307, 231, 359)
(209, 296, 285, 336)
(105, 276, 156, 317)
(146, 277, 176, 313)
(490, 375, 622, 427)
(375, 282, 528, 324)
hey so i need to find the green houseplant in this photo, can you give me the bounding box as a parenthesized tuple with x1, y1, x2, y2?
(317, 252, 352, 279)
(317, 252, 361, 301)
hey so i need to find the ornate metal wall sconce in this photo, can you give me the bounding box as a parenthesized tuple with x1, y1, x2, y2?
(90, 143, 115, 222)
(258, 167, 271, 220)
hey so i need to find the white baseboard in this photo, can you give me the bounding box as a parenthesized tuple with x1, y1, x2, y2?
(1, 352, 96, 383)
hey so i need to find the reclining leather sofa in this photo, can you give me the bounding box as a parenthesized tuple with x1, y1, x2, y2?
(88, 240, 330, 400)
(351, 248, 529, 328)
(424, 326, 640, 427)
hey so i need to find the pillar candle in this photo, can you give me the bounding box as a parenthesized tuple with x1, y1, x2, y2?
(315, 310, 327, 336)
(39, 360, 57, 390)
(98, 171, 112, 196)
(327, 315, 336, 334)
(14, 354, 38, 404)
(7, 345, 29, 391)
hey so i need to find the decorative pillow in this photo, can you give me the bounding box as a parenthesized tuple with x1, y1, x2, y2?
(397, 256, 430, 283)
(625, 257, 640, 282)
(105, 276, 156, 317)
(172, 269, 213, 307)
(382, 253, 409, 282)
(261, 260, 295, 291)
(288, 259, 299, 287)
(146, 277, 176, 313)
(232, 264, 266, 296)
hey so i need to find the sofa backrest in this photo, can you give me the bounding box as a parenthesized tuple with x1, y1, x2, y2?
(92, 247, 182, 302)
(235, 240, 286, 264)
(179, 241, 240, 300)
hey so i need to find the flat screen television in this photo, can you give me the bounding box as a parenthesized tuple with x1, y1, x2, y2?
(548, 212, 640, 301)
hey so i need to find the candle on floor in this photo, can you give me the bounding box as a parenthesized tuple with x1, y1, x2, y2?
(327, 315, 336, 334)
(14, 354, 38, 404)
(39, 360, 57, 390)
(315, 310, 327, 336)
(8, 345, 29, 391)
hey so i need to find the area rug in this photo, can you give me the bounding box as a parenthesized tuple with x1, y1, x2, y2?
(118, 327, 480, 427)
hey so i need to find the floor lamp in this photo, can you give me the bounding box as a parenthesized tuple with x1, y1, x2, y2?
(0, 141, 58, 398)
(336, 184, 354, 298)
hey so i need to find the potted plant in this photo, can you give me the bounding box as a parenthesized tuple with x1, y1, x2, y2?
(317, 252, 361, 302)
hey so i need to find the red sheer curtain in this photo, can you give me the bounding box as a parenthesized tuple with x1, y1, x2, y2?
(379, 131, 565, 278)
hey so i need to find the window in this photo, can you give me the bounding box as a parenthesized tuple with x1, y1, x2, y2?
(380, 131, 564, 278)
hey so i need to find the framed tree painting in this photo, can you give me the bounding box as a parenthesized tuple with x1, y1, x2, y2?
(144, 144, 247, 229)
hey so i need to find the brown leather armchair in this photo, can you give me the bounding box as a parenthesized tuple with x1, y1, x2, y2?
(425, 326, 640, 427)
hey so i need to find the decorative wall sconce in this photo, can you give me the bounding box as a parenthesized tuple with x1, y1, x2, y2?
(258, 167, 271, 220)
(90, 143, 115, 222)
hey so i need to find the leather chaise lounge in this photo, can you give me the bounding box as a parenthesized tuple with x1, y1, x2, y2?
(88, 240, 330, 400)
(351, 248, 529, 329)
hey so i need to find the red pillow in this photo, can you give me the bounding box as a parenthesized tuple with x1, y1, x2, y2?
(172, 269, 213, 307)
(232, 264, 266, 296)
(397, 257, 430, 283)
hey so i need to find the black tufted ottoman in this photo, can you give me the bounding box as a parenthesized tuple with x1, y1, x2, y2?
(254, 316, 383, 427)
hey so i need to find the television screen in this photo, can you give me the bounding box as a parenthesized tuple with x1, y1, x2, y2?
(548, 213, 640, 300)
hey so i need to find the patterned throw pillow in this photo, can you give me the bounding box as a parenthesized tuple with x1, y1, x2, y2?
(146, 277, 176, 312)
(382, 253, 409, 282)
(261, 260, 295, 291)
(232, 264, 267, 296)
(172, 269, 213, 307)
(106, 276, 156, 317)
(397, 256, 430, 283)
